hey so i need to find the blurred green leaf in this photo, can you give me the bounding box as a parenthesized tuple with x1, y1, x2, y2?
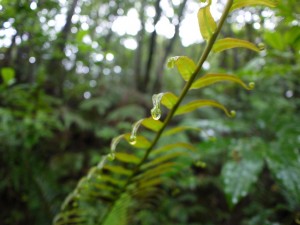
(115, 152, 141, 164)
(221, 142, 264, 208)
(230, 0, 278, 12)
(213, 38, 261, 53)
(1, 67, 15, 86)
(175, 99, 235, 117)
(197, 1, 217, 40)
(167, 56, 196, 81)
(266, 147, 300, 208)
(151, 142, 196, 156)
(264, 32, 286, 51)
(163, 126, 200, 137)
(161, 92, 178, 109)
(141, 118, 163, 132)
(191, 73, 255, 90)
(123, 133, 151, 149)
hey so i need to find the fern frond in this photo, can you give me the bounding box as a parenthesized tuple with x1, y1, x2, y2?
(53, 0, 277, 224)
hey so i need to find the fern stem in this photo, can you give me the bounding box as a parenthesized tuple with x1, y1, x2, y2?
(139, 0, 234, 164)
(101, 1, 233, 223)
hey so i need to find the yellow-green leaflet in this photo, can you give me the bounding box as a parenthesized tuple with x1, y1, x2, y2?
(123, 133, 151, 148)
(141, 118, 163, 132)
(175, 99, 235, 117)
(230, 0, 278, 12)
(151, 142, 196, 156)
(197, 2, 217, 40)
(167, 56, 196, 81)
(115, 152, 141, 164)
(213, 38, 261, 53)
(161, 92, 179, 109)
(163, 126, 200, 137)
(191, 73, 255, 90)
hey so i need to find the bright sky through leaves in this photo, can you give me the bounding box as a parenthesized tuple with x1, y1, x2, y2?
(0, 0, 278, 49)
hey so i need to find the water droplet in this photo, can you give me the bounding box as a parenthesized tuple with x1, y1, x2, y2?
(248, 82, 255, 89)
(108, 152, 115, 161)
(129, 136, 136, 145)
(151, 107, 161, 120)
(151, 93, 164, 120)
(258, 43, 265, 51)
(129, 119, 143, 145)
(230, 110, 236, 118)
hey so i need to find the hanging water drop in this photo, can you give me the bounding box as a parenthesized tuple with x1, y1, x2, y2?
(129, 136, 137, 145)
(129, 119, 143, 145)
(151, 107, 161, 120)
(151, 93, 164, 120)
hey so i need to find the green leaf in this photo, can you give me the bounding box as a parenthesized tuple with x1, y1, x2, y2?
(197, 2, 217, 40)
(163, 126, 200, 137)
(266, 147, 300, 208)
(97, 175, 126, 187)
(222, 153, 264, 207)
(191, 73, 255, 90)
(134, 162, 176, 182)
(54, 209, 88, 225)
(175, 100, 235, 117)
(167, 56, 196, 81)
(102, 194, 131, 225)
(142, 152, 185, 170)
(151, 142, 196, 156)
(1, 67, 15, 86)
(221, 139, 265, 208)
(141, 117, 163, 132)
(213, 38, 262, 53)
(264, 31, 286, 51)
(161, 92, 178, 109)
(124, 133, 151, 149)
(138, 178, 163, 189)
(231, 0, 278, 12)
(103, 165, 132, 176)
(115, 152, 141, 164)
(93, 183, 119, 193)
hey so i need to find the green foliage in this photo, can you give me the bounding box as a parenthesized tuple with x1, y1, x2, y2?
(53, 1, 295, 225)
(1, 67, 15, 86)
(0, 0, 299, 224)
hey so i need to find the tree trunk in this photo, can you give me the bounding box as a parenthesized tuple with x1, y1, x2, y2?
(142, 0, 162, 93)
(46, 0, 79, 98)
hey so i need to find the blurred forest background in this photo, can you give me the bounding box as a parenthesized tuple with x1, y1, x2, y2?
(0, 0, 299, 224)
